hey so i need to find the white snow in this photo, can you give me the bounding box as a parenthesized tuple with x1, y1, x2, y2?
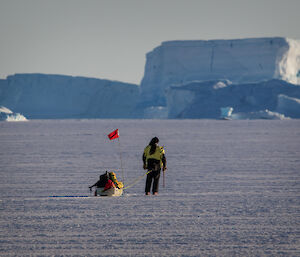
(0, 119, 299, 256)
(276, 38, 300, 85)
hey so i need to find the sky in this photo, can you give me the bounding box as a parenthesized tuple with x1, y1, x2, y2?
(1, 0, 300, 85)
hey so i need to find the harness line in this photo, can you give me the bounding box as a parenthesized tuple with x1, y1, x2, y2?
(123, 170, 152, 190)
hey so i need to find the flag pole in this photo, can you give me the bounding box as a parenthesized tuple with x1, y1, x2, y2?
(107, 129, 125, 186)
(117, 137, 125, 187)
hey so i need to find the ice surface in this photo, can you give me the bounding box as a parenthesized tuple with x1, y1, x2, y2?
(140, 37, 300, 106)
(0, 119, 299, 256)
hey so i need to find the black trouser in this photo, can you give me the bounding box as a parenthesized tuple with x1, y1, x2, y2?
(145, 159, 161, 194)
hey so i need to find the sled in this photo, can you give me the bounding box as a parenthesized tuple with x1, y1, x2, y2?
(96, 187, 123, 197)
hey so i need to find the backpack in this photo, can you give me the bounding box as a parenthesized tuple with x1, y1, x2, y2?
(98, 173, 109, 187)
(109, 172, 124, 189)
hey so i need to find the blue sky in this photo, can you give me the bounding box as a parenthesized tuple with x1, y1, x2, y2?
(1, 0, 299, 84)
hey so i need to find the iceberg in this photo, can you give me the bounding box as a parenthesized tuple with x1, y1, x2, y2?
(140, 37, 300, 107)
(0, 74, 140, 119)
(166, 79, 300, 119)
(0, 106, 27, 121)
(1, 37, 300, 120)
(5, 113, 28, 122)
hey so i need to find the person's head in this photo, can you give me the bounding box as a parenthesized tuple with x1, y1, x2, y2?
(149, 137, 159, 155)
(149, 137, 159, 146)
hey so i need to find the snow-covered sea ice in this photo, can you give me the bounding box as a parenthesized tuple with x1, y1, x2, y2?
(0, 119, 299, 256)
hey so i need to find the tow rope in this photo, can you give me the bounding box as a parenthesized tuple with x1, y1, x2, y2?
(123, 170, 152, 190)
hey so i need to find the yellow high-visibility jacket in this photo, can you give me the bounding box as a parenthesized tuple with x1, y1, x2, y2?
(143, 145, 165, 168)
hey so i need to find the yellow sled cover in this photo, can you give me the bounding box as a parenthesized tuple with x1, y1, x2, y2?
(109, 172, 124, 189)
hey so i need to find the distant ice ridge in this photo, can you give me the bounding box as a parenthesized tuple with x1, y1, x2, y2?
(0, 74, 140, 119)
(143, 106, 168, 119)
(141, 37, 300, 106)
(1, 37, 300, 120)
(230, 109, 288, 120)
(166, 79, 300, 119)
(219, 105, 288, 120)
(0, 106, 27, 121)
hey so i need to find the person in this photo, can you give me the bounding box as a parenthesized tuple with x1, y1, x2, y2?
(89, 172, 116, 196)
(143, 137, 167, 195)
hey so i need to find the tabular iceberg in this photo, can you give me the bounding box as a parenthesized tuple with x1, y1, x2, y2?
(0, 74, 140, 119)
(1, 37, 300, 120)
(140, 37, 300, 107)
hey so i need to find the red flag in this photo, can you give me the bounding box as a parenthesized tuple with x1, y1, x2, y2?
(107, 129, 119, 140)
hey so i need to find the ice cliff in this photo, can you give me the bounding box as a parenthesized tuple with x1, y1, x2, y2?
(276, 94, 300, 118)
(0, 74, 140, 119)
(140, 37, 300, 107)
